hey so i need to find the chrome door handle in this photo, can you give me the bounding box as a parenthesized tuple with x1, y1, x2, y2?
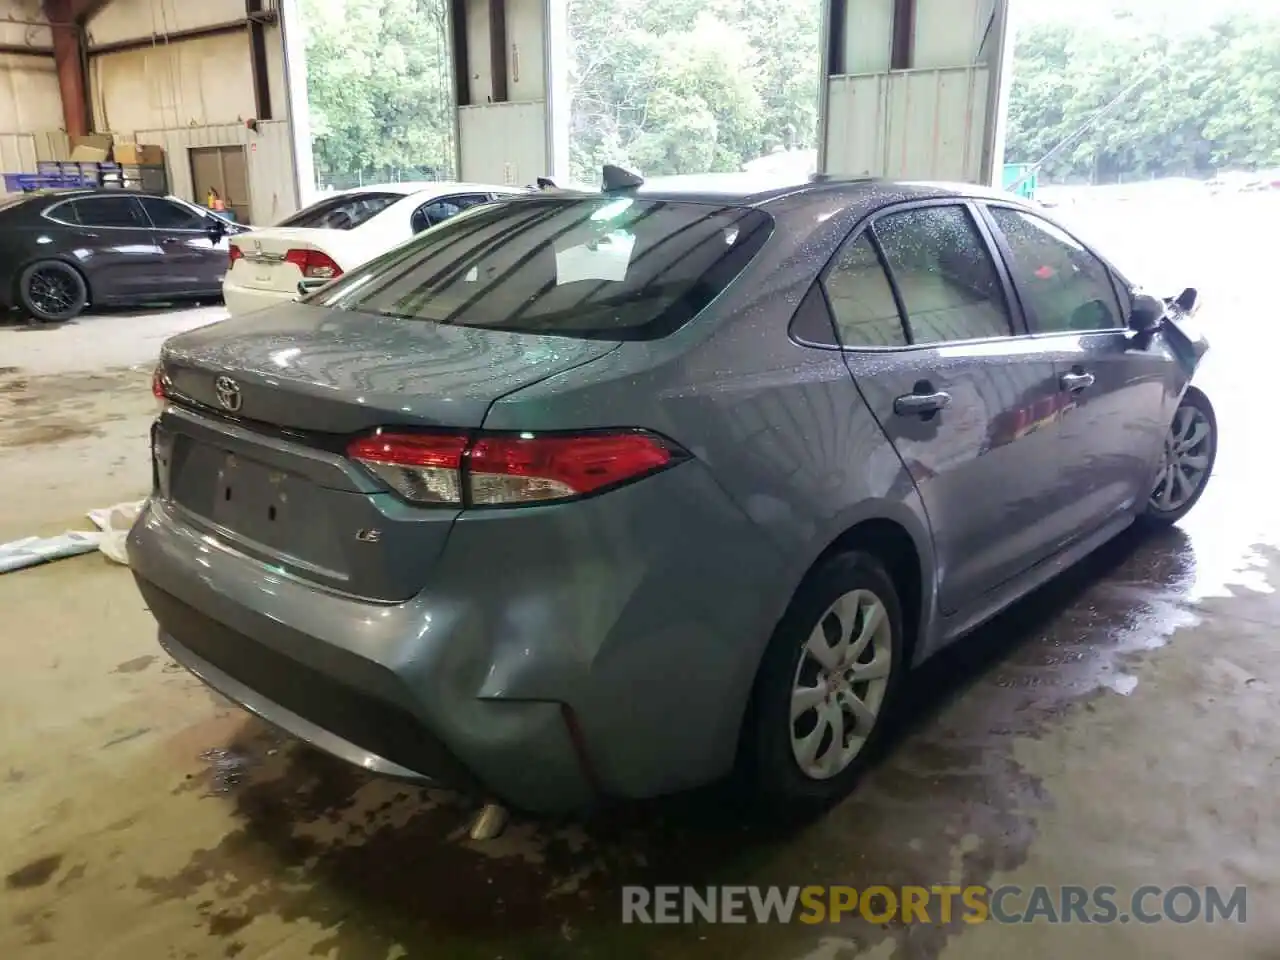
(1060, 371, 1095, 393)
(893, 390, 952, 417)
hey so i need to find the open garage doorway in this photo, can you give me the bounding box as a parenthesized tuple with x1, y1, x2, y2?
(298, 0, 457, 192)
(566, 0, 822, 181)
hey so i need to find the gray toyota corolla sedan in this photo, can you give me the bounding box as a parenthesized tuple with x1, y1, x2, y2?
(129, 173, 1215, 815)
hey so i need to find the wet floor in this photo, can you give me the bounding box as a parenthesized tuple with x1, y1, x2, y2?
(2, 198, 1279, 959)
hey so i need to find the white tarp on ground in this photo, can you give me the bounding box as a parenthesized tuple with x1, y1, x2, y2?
(0, 532, 104, 573)
(0, 499, 143, 574)
(87, 500, 144, 565)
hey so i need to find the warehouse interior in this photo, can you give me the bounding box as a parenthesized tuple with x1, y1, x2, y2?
(0, 0, 309, 224)
(1, 0, 1278, 958)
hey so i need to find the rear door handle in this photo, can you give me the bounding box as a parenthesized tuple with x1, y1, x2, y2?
(893, 389, 952, 418)
(1060, 371, 1095, 393)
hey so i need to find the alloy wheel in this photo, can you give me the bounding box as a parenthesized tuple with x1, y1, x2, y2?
(27, 268, 76, 317)
(789, 588, 893, 780)
(1150, 402, 1214, 513)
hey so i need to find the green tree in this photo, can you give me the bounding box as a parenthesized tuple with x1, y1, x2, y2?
(300, 0, 1280, 188)
(1005, 11, 1280, 182)
(302, 0, 455, 185)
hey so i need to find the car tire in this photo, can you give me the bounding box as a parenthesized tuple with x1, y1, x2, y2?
(744, 550, 906, 815)
(1141, 387, 1217, 527)
(18, 260, 88, 323)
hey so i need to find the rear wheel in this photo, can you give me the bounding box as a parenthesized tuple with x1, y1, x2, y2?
(746, 551, 906, 813)
(18, 261, 88, 323)
(1143, 387, 1216, 525)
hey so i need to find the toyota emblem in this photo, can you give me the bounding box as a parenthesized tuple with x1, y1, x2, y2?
(214, 376, 243, 412)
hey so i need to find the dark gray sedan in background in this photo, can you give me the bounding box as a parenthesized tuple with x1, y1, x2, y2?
(129, 174, 1215, 815)
(0, 189, 244, 322)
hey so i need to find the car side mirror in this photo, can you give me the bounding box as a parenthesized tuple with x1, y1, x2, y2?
(297, 277, 328, 297)
(206, 216, 226, 240)
(1128, 292, 1166, 333)
(1174, 286, 1200, 316)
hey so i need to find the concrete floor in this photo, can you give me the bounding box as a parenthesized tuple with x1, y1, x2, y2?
(2, 198, 1278, 959)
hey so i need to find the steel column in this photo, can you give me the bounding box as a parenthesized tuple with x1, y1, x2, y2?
(44, 0, 89, 137)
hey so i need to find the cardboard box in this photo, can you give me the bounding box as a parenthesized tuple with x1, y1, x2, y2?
(69, 134, 113, 162)
(114, 143, 165, 166)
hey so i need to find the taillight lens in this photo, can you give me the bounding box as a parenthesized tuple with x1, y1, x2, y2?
(228, 244, 243, 267)
(345, 430, 683, 506)
(151, 365, 168, 410)
(346, 432, 468, 504)
(285, 248, 343, 280)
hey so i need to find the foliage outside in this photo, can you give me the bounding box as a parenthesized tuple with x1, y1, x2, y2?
(301, 0, 1280, 188)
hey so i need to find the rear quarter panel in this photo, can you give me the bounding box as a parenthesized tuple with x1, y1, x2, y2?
(477, 188, 939, 788)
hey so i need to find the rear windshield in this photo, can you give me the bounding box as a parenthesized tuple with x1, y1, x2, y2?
(277, 191, 401, 230)
(307, 196, 773, 340)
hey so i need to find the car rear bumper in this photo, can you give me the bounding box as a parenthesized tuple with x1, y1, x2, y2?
(130, 502, 593, 814)
(127, 460, 787, 813)
(151, 595, 462, 785)
(222, 280, 296, 318)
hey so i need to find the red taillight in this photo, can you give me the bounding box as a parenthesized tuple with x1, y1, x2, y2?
(228, 244, 243, 267)
(285, 248, 343, 280)
(346, 432, 468, 504)
(469, 433, 674, 504)
(151, 365, 168, 410)
(345, 430, 682, 506)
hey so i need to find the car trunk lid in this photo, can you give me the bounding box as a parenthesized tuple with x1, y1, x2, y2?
(229, 228, 349, 294)
(155, 301, 619, 600)
(160, 300, 617, 432)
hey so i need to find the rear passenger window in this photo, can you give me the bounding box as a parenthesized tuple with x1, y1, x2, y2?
(821, 233, 907, 347)
(873, 206, 1013, 344)
(71, 195, 148, 228)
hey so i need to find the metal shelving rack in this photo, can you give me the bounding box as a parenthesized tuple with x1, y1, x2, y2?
(1, 161, 170, 194)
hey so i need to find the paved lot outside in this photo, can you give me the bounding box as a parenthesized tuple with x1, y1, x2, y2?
(0, 193, 1277, 960)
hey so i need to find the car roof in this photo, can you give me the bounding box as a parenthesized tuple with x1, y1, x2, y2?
(333, 182, 528, 199)
(542, 173, 1020, 208)
(23, 187, 176, 199)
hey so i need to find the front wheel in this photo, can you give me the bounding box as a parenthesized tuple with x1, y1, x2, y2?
(1143, 387, 1217, 525)
(18, 261, 88, 323)
(745, 551, 906, 814)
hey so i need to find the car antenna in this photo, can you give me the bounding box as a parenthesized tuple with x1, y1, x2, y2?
(535, 176, 558, 190)
(601, 164, 643, 193)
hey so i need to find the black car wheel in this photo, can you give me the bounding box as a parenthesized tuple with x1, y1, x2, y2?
(19, 261, 88, 323)
(744, 550, 906, 815)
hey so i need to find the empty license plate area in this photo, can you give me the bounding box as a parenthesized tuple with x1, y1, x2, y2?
(170, 435, 349, 577)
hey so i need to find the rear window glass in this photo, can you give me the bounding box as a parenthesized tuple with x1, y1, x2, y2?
(308, 196, 773, 340)
(277, 192, 401, 230)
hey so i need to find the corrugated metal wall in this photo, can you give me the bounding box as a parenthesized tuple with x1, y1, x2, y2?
(0, 53, 61, 133)
(0, 2, 61, 136)
(86, 0, 247, 45)
(90, 34, 261, 133)
(131, 121, 297, 225)
(457, 102, 545, 185)
(824, 68, 991, 182)
(0, 130, 70, 182)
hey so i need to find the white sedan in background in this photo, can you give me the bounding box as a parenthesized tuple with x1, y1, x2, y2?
(222, 182, 529, 316)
